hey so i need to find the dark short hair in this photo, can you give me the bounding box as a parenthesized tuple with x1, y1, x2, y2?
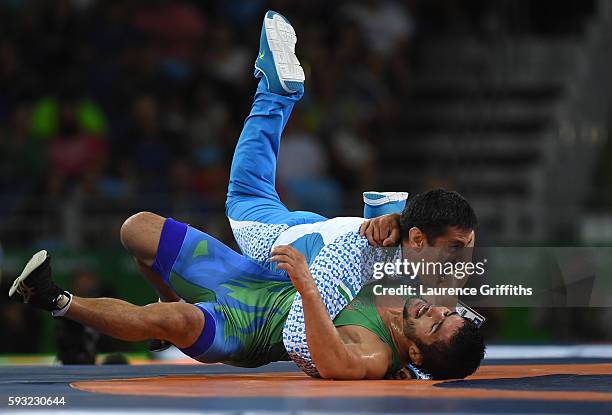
(400, 189, 477, 243)
(415, 318, 485, 379)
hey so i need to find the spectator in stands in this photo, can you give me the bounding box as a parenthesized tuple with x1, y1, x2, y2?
(47, 98, 108, 198)
(0, 0, 423, 246)
(0, 103, 47, 194)
(342, 0, 415, 57)
(127, 94, 173, 196)
(277, 115, 341, 216)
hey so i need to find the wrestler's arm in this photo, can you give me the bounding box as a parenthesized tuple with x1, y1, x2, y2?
(271, 245, 391, 380)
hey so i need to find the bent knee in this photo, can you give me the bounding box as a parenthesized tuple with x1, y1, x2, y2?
(120, 211, 165, 265)
(144, 303, 204, 348)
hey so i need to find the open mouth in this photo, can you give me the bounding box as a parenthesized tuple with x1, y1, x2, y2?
(410, 299, 431, 319)
(417, 302, 431, 318)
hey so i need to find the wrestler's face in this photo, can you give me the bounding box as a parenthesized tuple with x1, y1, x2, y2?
(402, 297, 465, 346)
(402, 227, 475, 265)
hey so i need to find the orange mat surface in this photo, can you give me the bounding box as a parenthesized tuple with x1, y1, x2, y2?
(72, 363, 612, 402)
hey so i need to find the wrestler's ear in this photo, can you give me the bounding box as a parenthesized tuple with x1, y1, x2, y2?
(408, 344, 423, 366)
(408, 227, 426, 251)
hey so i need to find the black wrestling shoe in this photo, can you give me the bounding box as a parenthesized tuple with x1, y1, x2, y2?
(148, 338, 172, 352)
(9, 250, 71, 314)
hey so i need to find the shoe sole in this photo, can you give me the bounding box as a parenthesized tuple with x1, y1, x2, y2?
(9, 250, 48, 300)
(262, 12, 304, 92)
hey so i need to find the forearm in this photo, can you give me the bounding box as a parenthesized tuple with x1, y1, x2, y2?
(271, 245, 370, 379)
(300, 288, 364, 379)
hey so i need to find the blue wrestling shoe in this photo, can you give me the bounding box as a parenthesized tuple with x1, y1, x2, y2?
(254, 10, 305, 95)
(363, 191, 409, 219)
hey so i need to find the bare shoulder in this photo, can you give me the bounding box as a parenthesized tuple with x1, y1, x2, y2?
(336, 325, 394, 379)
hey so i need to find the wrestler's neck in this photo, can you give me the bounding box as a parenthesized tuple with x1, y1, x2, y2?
(377, 298, 413, 364)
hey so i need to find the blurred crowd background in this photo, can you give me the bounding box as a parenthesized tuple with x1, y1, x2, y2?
(1, 0, 612, 358)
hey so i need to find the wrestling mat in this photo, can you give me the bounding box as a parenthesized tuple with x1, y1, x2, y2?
(1, 357, 611, 414)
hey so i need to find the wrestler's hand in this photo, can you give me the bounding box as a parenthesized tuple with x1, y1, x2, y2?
(271, 245, 316, 295)
(359, 213, 401, 247)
